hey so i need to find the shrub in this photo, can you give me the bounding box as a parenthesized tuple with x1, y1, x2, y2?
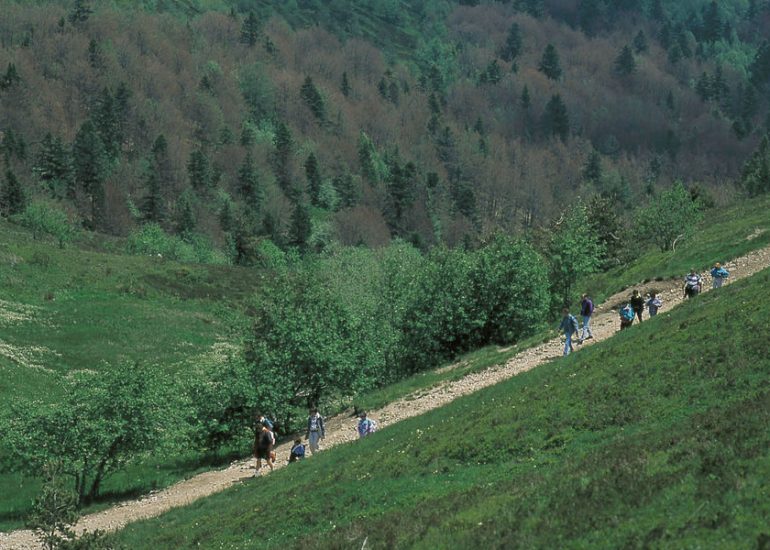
(15, 201, 78, 248)
(634, 181, 704, 251)
(125, 223, 228, 264)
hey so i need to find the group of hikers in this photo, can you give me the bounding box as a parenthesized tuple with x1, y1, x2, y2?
(559, 263, 730, 356)
(253, 409, 377, 474)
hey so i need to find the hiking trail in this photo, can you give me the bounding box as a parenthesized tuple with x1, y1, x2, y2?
(2, 244, 770, 550)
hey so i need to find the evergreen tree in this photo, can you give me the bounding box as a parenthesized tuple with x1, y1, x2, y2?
(340, 71, 351, 97)
(499, 22, 523, 63)
(140, 171, 165, 224)
(520, 85, 531, 110)
(384, 156, 417, 236)
(93, 87, 121, 157)
(238, 152, 263, 214)
(741, 135, 770, 196)
(614, 45, 637, 76)
(175, 190, 197, 235)
(479, 59, 502, 85)
(541, 94, 570, 142)
(72, 120, 108, 228)
(333, 173, 358, 209)
(0, 63, 21, 91)
(35, 133, 74, 198)
(659, 20, 673, 50)
(702, 1, 723, 43)
(633, 30, 648, 54)
(300, 76, 326, 122)
(68, 0, 92, 24)
(187, 150, 211, 192)
(289, 201, 311, 251)
(674, 24, 692, 58)
(358, 132, 380, 185)
(711, 65, 729, 106)
(240, 11, 260, 47)
(1, 168, 26, 216)
(650, 0, 666, 22)
(272, 121, 294, 192)
(87, 39, 102, 69)
(696, 72, 712, 101)
(749, 41, 770, 89)
(538, 44, 562, 81)
(304, 153, 322, 206)
(0, 128, 27, 163)
(582, 150, 603, 184)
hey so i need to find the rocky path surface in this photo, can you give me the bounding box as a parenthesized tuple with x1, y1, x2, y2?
(3, 244, 769, 550)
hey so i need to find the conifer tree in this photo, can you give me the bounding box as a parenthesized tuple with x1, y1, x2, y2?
(333, 173, 358, 209)
(541, 94, 570, 142)
(384, 156, 417, 236)
(711, 65, 729, 106)
(614, 45, 636, 76)
(0, 63, 21, 91)
(175, 190, 197, 235)
(93, 87, 121, 157)
(289, 201, 311, 251)
(340, 71, 350, 97)
(520, 85, 531, 110)
(238, 152, 263, 214)
(68, 0, 92, 24)
(300, 76, 326, 122)
(304, 153, 322, 206)
(358, 132, 380, 185)
(240, 11, 260, 47)
(633, 30, 648, 54)
(538, 44, 562, 81)
(35, 133, 74, 198)
(749, 41, 770, 89)
(696, 72, 712, 101)
(582, 150, 602, 184)
(1, 168, 26, 216)
(650, 0, 666, 22)
(702, 1, 723, 43)
(72, 120, 108, 228)
(187, 150, 211, 192)
(272, 121, 294, 192)
(140, 171, 165, 224)
(741, 135, 770, 196)
(499, 22, 522, 63)
(87, 39, 102, 69)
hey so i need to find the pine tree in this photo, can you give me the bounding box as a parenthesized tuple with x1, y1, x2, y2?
(333, 173, 358, 209)
(520, 85, 531, 110)
(749, 41, 770, 89)
(1, 168, 26, 216)
(582, 150, 603, 184)
(140, 171, 165, 224)
(289, 201, 311, 251)
(479, 59, 502, 85)
(93, 87, 121, 157)
(300, 76, 326, 122)
(272, 121, 294, 192)
(35, 133, 74, 198)
(633, 30, 648, 54)
(304, 153, 322, 206)
(175, 190, 197, 235)
(72, 120, 108, 228)
(187, 150, 211, 192)
(358, 132, 380, 185)
(87, 39, 102, 69)
(538, 44, 562, 81)
(614, 45, 637, 76)
(340, 71, 351, 97)
(702, 1, 723, 43)
(0, 63, 21, 91)
(741, 135, 770, 196)
(696, 72, 712, 101)
(238, 152, 263, 214)
(240, 11, 260, 47)
(650, 0, 666, 22)
(659, 20, 673, 50)
(499, 22, 522, 62)
(384, 156, 417, 236)
(541, 94, 570, 142)
(68, 0, 93, 24)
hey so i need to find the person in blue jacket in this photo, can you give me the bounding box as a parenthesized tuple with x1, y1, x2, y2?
(710, 262, 729, 289)
(559, 308, 579, 356)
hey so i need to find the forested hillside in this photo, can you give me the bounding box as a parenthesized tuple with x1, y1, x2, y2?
(1, 0, 770, 258)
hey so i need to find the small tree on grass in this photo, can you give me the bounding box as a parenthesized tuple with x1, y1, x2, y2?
(634, 181, 703, 251)
(15, 201, 77, 248)
(548, 202, 605, 310)
(1, 363, 188, 505)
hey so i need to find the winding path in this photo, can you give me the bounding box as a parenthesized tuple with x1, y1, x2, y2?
(2, 244, 769, 550)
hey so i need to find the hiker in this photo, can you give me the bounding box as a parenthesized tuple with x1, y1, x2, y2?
(357, 412, 377, 439)
(578, 293, 594, 343)
(646, 292, 662, 317)
(558, 308, 579, 356)
(630, 289, 645, 322)
(306, 408, 325, 454)
(710, 262, 729, 289)
(683, 269, 702, 299)
(258, 415, 274, 431)
(619, 303, 634, 330)
(288, 439, 306, 463)
(254, 420, 276, 474)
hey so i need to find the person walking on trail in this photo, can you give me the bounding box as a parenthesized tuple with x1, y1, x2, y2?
(559, 308, 579, 356)
(710, 263, 729, 289)
(684, 269, 702, 299)
(357, 412, 377, 439)
(288, 439, 306, 463)
(578, 294, 594, 343)
(646, 292, 662, 317)
(630, 289, 645, 322)
(306, 408, 325, 454)
(254, 421, 276, 474)
(619, 303, 634, 330)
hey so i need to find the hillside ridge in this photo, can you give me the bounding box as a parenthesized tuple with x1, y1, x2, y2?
(2, 243, 769, 550)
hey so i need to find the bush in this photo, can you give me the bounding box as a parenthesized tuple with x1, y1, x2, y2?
(634, 181, 704, 252)
(15, 201, 78, 248)
(125, 223, 228, 264)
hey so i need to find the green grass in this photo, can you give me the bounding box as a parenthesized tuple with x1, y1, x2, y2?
(585, 194, 770, 303)
(115, 267, 770, 549)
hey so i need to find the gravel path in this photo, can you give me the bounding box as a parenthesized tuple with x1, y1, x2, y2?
(2, 244, 769, 550)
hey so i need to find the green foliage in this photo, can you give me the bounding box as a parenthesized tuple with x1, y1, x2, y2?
(1, 363, 189, 504)
(299, 76, 326, 123)
(538, 43, 562, 81)
(125, 223, 227, 264)
(634, 181, 704, 251)
(239, 11, 261, 47)
(613, 45, 637, 76)
(548, 202, 605, 309)
(15, 201, 77, 248)
(741, 135, 770, 197)
(72, 120, 108, 228)
(541, 94, 570, 142)
(499, 22, 522, 63)
(34, 133, 74, 198)
(1, 167, 26, 216)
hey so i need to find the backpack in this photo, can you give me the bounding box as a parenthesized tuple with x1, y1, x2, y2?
(366, 419, 378, 434)
(570, 315, 579, 334)
(621, 307, 634, 321)
(259, 429, 274, 448)
(358, 418, 377, 437)
(292, 444, 305, 458)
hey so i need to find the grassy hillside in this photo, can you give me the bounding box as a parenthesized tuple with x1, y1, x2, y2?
(116, 266, 770, 549)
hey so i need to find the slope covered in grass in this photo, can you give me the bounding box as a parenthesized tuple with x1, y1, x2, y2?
(116, 267, 770, 549)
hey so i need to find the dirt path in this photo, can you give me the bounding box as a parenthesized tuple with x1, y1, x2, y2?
(3, 245, 769, 550)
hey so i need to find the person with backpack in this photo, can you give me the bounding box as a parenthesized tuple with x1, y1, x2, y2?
(619, 303, 634, 330)
(254, 421, 276, 474)
(646, 292, 662, 317)
(357, 412, 377, 439)
(288, 439, 306, 463)
(710, 262, 729, 289)
(558, 308, 579, 356)
(683, 269, 702, 299)
(306, 408, 325, 454)
(578, 294, 594, 344)
(630, 289, 645, 322)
